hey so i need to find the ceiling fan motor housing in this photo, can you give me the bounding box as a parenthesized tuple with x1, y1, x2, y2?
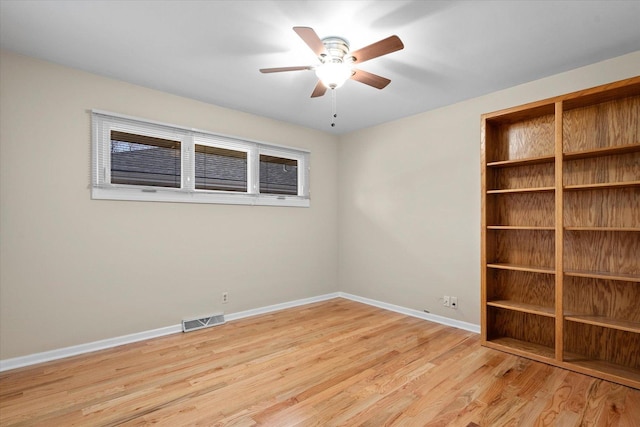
(321, 36, 351, 63)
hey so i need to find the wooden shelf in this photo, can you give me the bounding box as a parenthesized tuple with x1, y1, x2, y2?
(565, 315, 640, 334)
(487, 186, 555, 194)
(564, 269, 640, 283)
(487, 300, 555, 317)
(564, 226, 640, 232)
(562, 355, 640, 387)
(564, 180, 640, 191)
(488, 226, 555, 230)
(487, 263, 555, 274)
(563, 143, 640, 160)
(487, 155, 555, 168)
(486, 337, 555, 360)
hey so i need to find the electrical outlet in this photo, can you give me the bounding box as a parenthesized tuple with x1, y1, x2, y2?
(451, 296, 458, 309)
(222, 292, 229, 304)
(443, 295, 450, 307)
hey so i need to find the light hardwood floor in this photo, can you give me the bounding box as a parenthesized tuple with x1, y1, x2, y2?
(1, 299, 638, 426)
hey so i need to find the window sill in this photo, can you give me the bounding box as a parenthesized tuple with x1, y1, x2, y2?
(91, 187, 310, 207)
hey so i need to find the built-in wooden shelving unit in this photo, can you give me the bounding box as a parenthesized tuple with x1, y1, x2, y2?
(481, 76, 640, 389)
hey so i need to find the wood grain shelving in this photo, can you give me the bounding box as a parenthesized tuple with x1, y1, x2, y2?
(562, 357, 640, 386)
(563, 142, 640, 160)
(487, 263, 555, 275)
(564, 181, 640, 191)
(486, 337, 555, 360)
(487, 186, 555, 194)
(487, 226, 555, 230)
(487, 155, 555, 168)
(564, 226, 640, 232)
(481, 76, 640, 389)
(565, 315, 640, 334)
(564, 269, 640, 283)
(487, 300, 555, 317)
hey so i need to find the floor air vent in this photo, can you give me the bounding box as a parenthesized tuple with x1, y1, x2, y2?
(182, 314, 225, 332)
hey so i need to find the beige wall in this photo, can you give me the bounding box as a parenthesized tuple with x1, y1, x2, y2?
(338, 51, 640, 324)
(2, 47, 639, 361)
(0, 50, 339, 359)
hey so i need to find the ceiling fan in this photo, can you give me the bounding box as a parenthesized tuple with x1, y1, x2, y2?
(260, 27, 404, 98)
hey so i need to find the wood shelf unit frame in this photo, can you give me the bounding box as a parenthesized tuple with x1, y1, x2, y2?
(481, 76, 640, 389)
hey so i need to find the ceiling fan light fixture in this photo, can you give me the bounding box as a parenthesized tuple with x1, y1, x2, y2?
(260, 27, 404, 99)
(315, 62, 352, 89)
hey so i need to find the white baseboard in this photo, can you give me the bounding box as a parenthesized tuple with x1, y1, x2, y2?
(0, 324, 183, 372)
(338, 292, 481, 334)
(0, 291, 479, 372)
(225, 292, 340, 322)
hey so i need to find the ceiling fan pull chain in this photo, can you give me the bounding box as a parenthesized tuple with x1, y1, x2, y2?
(331, 88, 337, 127)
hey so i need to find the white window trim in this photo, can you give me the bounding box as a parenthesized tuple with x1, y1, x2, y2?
(91, 110, 310, 207)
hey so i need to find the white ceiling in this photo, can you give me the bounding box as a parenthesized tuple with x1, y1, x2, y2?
(1, 1, 639, 134)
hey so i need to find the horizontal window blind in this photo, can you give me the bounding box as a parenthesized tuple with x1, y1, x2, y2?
(195, 145, 247, 192)
(260, 155, 298, 195)
(111, 131, 181, 188)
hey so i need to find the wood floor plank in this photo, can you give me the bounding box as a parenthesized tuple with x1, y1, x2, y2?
(620, 387, 640, 426)
(1, 298, 638, 426)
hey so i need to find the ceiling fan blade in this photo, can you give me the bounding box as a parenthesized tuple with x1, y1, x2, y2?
(349, 35, 404, 64)
(293, 26, 327, 57)
(260, 66, 313, 73)
(350, 69, 391, 89)
(310, 80, 327, 98)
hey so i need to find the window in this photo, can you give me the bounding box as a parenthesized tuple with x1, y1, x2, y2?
(111, 131, 181, 188)
(260, 154, 298, 195)
(195, 145, 247, 192)
(92, 111, 310, 207)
